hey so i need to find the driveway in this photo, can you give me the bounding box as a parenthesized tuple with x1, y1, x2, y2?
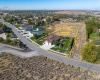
(41, 43, 55, 50)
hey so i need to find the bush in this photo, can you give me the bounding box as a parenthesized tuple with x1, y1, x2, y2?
(0, 37, 4, 42)
(93, 39, 100, 45)
(5, 38, 11, 44)
(81, 42, 99, 63)
(68, 38, 74, 51)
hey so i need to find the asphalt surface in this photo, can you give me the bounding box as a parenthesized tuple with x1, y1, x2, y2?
(0, 44, 40, 58)
(0, 19, 100, 73)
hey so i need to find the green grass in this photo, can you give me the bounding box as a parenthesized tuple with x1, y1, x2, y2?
(51, 38, 71, 53)
(30, 37, 35, 41)
(36, 39, 44, 45)
(30, 37, 44, 45)
(7, 33, 14, 38)
(90, 33, 100, 40)
(15, 25, 20, 28)
(63, 39, 70, 48)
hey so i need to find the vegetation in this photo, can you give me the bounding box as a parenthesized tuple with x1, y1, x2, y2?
(93, 38, 100, 45)
(86, 18, 100, 39)
(68, 38, 74, 51)
(52, 37, 74, 53)
(0, 53, 99, 80)
(6, 33, 14, 38)
(89, 33, 100, 40)
(15, 24, 20, 28)
(82, 42, 100, 64)
(0, 37, 4, 42)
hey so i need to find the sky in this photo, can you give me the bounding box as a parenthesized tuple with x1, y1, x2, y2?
(0, 0, 100, 10)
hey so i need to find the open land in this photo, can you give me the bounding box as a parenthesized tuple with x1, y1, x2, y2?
(48, 22, 86, 58)
(0, 53, 100, 80)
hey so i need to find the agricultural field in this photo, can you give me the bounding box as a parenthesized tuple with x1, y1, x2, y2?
(55, 11, 87, 15)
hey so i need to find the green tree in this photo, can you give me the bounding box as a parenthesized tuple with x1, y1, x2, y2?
(68, 38, 74, 50)
(5, 38, 11, 44)
(34, 34, 38, 40)
(81, 42, 98, 63)
(0, 37, 4, 42)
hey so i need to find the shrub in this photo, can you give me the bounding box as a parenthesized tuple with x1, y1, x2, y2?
(0, 37, 4, 42)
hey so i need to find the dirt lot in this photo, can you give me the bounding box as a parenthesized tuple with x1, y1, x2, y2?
(55, 11, 87, 15)
(0, 53, 100, 80)
(48, 22, 86, 58)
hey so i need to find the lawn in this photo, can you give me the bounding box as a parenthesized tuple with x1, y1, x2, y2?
(63, 39, 71, 48)
(30, 37, 35, 41)
(36, 39, 44, 45)
(15, 25, 20, 28)
(90, 33, 100, 40)
(30, 37, 44, 45)
(51, 39, 71, 53)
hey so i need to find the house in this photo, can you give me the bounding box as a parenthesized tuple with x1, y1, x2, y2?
(21, 24, 44, 36)
(44, 35, 59, 45)
(21, 24, 33, 31)
(30, 27, 44, 36)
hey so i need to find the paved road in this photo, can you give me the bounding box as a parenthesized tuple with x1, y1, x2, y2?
(0, 44, 40, 58)
(0, 19, 100, 73)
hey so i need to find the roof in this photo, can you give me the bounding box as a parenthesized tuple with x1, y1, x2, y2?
(21, 24, 29, 28)
(0, 27, 4, 33)
(44, 35, 59, 43)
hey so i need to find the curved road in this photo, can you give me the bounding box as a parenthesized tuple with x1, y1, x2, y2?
(0, 44, 40, 58)
(0, 19, 100, 73)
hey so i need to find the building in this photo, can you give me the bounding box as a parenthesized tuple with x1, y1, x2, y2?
(21, 24, 44, 36)
(30, 27, 44, 36)
(44, 35, 59, 45)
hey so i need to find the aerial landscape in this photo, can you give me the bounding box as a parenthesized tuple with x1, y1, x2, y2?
(0, 0, 100, 80)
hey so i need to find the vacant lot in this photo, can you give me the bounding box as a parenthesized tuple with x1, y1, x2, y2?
(48, 22, 86, 58)
(55, 11, 87, 15)
(0, 53, 100, 80)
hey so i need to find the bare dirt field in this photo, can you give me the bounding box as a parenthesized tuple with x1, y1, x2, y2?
(0, 53, 100, 80)
(55, 11, 87, 15)
(48, 22, 86, 58)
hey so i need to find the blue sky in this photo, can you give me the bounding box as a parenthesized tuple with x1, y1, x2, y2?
(0, 0, 100, 10)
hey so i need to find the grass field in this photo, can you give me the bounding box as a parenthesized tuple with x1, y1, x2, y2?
(15, 25, 20, 28)
(90, 33, 100, 40)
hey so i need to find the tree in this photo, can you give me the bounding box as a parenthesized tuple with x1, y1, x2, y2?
(81, 42, 98, 63)
(34, 34, 38, 40)
(68, 38, 74, 50)
(0, 37, 4, 42)
(5, 38, 11, 44)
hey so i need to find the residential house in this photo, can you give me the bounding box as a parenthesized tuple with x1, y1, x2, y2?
(44, 35, 59, 45)
(30, 27, 44, 36)
(21, 24, 44, 36)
